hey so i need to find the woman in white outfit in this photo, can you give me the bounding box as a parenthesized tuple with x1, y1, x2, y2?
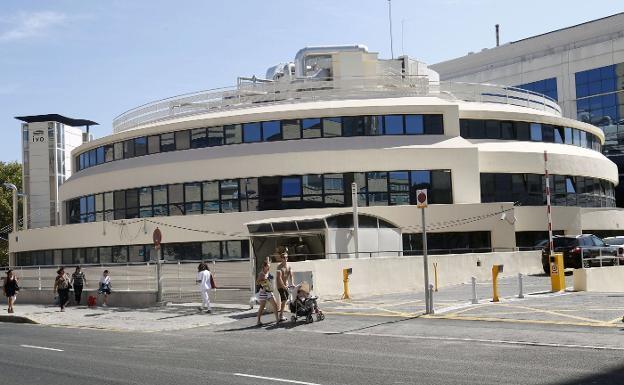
(196, 262, 212, 313)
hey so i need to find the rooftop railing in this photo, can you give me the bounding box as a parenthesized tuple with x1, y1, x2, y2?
(112, 76, 562, 133)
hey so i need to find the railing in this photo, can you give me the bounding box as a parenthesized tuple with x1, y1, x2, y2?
(112, 76, 561, 133)
(576, 247, 622, 269)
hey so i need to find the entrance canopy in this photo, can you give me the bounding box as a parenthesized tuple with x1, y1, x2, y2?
(245, 212, 399, 236)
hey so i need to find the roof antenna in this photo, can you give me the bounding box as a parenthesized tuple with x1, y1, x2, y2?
(495, 24, 500, 47)
(388, 0, 394, 59)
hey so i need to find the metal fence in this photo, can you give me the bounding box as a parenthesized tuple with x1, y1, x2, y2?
(112, 76, 561, 132)
(0, 259, 252, 304)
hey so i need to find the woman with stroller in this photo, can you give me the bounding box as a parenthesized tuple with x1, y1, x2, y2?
(255, 261, 280, 327)
(3, 270, 19, 314)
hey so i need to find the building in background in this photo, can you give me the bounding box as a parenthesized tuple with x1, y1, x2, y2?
(15, 114, 95, 229)
(431, 12, 624, 205)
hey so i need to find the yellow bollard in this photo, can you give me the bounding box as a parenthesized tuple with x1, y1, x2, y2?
(433, 262, 438, 292)
(550, 252, 565, 292)
(341, 268, 352, 300)
(492, 264, 504, 302)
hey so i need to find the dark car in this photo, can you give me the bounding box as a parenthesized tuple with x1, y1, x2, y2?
(541, 234, 618, 274)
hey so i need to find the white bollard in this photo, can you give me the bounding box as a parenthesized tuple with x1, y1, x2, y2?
(428, 284, 435, 315)
(518, 273, 524, 299)
(471, 276, 478, 304)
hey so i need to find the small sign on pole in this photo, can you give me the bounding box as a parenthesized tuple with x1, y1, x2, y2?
(416, 189, 428, 208)
(153, 227, 162, 248)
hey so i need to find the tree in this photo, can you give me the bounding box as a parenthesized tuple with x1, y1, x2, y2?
(0, 162, 22, 266)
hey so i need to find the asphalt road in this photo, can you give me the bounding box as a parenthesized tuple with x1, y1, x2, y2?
(1, 316, 623, 385)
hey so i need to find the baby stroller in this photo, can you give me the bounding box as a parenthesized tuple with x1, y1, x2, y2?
(288, 282, 325, 324)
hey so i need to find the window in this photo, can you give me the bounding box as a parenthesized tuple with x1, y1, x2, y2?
(168, 184, 184, 215)
(175, 130, 190, 150)
(322, 117, 341, 137)
(389, 171, 409, 205)
(243, 122, 261, 143)
(282, 119, 301, 140)
(134, 137, 147, 157)
(516, 77, 558, 100)
(220, 180, 239, 213)
(207, 126, 224, 147)
(104, 144, 114, 162)
(224, 124, 242, 144)
(203, 181, 220, 213)
(191, 128, 208, 148)
(148, 135, 160, 154)
(123, 139, 135, 158)
(342, 116, 365, 136)
(160, 133, 175, 152)
(424, 115, 444, 134)
(485, 120, 500, 139)
(530, 123, 542, 141)
(384, 115, 404, 135)
(96, 147, 105, 164)
(262, 121, 281, 141)
(302, 118, 322, 138)
(405, 115, 424, 135)
(281, 177, 301, 202)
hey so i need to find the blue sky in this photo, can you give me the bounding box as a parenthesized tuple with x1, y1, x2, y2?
(1, 0, 622, 162)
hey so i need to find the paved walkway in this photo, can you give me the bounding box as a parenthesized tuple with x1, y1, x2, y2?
(0, 303, 253, 332)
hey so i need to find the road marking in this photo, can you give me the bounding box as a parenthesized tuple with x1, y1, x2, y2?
(233, 373, 321, 385)
(429, 314, 620, 328)
(323, 310, 417, 318)
(314, 331, 624, 351)
(20, 344, 64, 352)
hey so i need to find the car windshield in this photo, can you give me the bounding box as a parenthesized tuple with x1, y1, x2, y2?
(552, 238, 577, 248)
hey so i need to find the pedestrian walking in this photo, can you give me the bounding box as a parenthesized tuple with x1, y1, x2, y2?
(3, 270, 19, 314)
(275, 246, 293, 322)
(71, 266, 87, 305)
(98, 270, 112, 307)
(53, 267, 71, 312)
(256, 261, 280, 327)
(196, 262, 212, 313)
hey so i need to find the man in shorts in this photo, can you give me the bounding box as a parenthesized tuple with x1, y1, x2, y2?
(275, 246, 293, 322)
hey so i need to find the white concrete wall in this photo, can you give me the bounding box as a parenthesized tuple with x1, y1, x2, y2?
(573, 266, 624, 292)
(289, 251, 542, 299)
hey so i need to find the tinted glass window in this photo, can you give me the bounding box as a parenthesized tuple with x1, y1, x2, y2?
(243, 122, 261, 143)
(147, 135, 160, 154)
(191, 128, 208, 148)
(384, 115, 404, 135)
(161, 133, 175, 152)
(224, 124, 242, 144)
(322, 117, 341, 137)
(207, 126, 224, 146)
(175, 130, 190, 150)
(282, 119, 301, 140)
(262, 121, 281, 141)
(301, 118, 321, 138)
(134, 137, 147, 156)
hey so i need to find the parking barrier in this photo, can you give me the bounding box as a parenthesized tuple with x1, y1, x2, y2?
(518, 273, 524, 299)
(471, 276, 478, 304)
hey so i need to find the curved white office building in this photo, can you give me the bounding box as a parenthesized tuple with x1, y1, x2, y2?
(10, 45, 624, 267)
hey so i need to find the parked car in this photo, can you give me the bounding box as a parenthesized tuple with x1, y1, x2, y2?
(541, 234, 618, 274)
(603, 236, 624, 264)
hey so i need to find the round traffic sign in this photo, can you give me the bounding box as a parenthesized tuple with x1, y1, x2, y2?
(153, 227, 162, 247)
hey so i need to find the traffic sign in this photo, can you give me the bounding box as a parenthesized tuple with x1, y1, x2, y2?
(416, 189, 428, 208)
(153, 227, 162, 248)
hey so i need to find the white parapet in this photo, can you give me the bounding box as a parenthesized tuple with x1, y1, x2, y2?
(573, 266, 624, 292)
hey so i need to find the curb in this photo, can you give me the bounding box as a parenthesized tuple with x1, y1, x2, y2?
(0, 315, 38, 324)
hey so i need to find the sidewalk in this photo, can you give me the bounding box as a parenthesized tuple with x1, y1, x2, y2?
(0, 303, 254, 332)
(320, 273, 624, 328)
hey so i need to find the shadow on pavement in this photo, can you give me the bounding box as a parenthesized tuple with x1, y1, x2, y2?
(545, 363, 624, 385)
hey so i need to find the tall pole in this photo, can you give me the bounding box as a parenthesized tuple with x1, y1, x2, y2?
(422, 207, 430, 314)
(544, 151, 554, 270)
(3, 183, 18, 233)
(351, 182, 359, 258)
(388, 0, 394, 59)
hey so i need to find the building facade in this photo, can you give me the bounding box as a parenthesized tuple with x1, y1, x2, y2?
(9, 45, 624, 268)
(431, 12, 624, 205)
(15, 115, 93, 229)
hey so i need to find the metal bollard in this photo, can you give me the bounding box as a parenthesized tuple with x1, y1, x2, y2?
(518, 273, 524, 299)
(428, 284, 435, 315)
(471, 276, 478, 304)
(38, 266, 42, 291)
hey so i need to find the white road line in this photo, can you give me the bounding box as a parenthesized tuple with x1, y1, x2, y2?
(20, 344, 64, 352)
(336, 332, 624, 351)
(233, 373, 322, 385)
